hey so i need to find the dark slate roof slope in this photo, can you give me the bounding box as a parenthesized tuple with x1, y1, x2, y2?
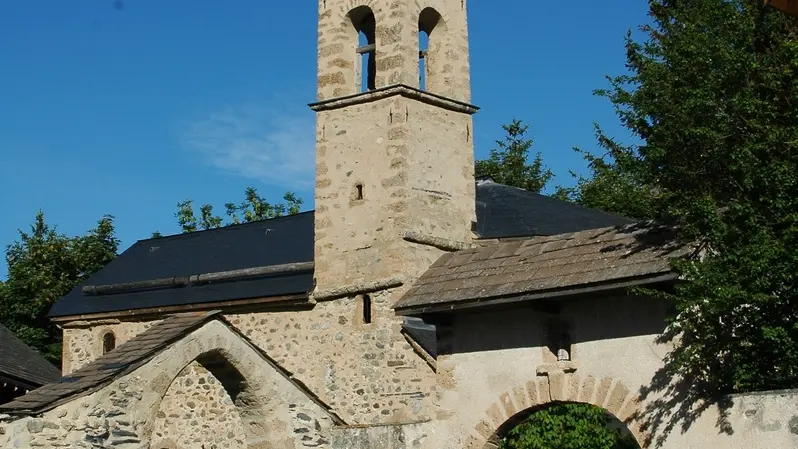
(48, 212, 315, 318)
(0, 311, 220, 414)
(474, 178, 633, 238)
(395, 222, 696, 314)
(0, 324, 61, 388)
(48, 180, 633, 318)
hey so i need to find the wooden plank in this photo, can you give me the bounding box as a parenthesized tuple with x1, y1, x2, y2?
(82, 262, 314, 296)
(356, 43, 375, 54)
(50, 293, 311, 323)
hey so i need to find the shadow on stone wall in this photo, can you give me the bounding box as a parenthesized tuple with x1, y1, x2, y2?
(633, 331, 735, 448)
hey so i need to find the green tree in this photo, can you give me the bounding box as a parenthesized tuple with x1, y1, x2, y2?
(0, 212, 119, 364)
(476, 119, 554, 193)
(584, 0, 798, 398)
(172, 187, 303, 234)
(552, 126, 655, 220)
(499, 403, 639, 449)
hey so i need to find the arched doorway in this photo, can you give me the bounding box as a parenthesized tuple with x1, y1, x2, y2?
(495, 402, 640, 449)
(468, 374, 648, 449)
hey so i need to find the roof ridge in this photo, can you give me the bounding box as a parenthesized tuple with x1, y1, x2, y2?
(136, 210, 315, 244)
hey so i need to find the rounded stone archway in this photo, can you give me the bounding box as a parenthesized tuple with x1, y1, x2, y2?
(490, 402, 640, 449)
(465, 373, 649, 449)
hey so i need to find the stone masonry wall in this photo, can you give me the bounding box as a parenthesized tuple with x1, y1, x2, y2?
(227, 289, 436, 425)
(314, 93, 474, 291)
(1, 320, 338, 449)
(59, 290, 437, 428)
(150, 361, 246, 449)
(62, 320, 155, 374)
(316, 0, 470, 102)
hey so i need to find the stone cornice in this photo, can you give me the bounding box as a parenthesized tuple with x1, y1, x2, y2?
(308, 84, 480, 115)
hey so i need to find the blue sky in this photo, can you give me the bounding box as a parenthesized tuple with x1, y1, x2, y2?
(0, 1, 649, 278)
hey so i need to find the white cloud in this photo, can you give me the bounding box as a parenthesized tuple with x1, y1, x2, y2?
(179, 102, 315, 189)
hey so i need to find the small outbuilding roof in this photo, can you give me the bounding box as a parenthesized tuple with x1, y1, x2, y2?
(0, 311, 221, 414)
(0, 324, 62, 390)
(394, 222, 697, 315)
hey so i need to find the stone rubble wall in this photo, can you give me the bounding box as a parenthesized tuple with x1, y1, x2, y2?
(62, 320, 155, 374)
(2, 320, 338, 449)
(227, 290, 437, 425)
(151, 361, 246, 449)
(60, 289, 438, 429)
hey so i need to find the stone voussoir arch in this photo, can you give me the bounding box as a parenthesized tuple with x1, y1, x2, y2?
(467, 372, 649, 449)
(412, 0, 455, 29)
(338, 0, 379, 17)
(137, 320, 336, 449)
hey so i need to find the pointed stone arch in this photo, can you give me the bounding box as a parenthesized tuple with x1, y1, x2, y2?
(466, 373, 648, 449)
(138, 320, 340, 449)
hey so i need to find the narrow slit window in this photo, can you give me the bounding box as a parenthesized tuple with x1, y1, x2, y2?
(355, 183, 364, 200)
(362, 294, 372, 324)
(102, 332, 116, 354)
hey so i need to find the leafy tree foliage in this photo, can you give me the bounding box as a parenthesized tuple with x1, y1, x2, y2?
(476, 119, 554, 193)
(0, 212, 119, 364)
(572, 0, 798, 396)
(498, 403, 639, 449)
(167, 187, 303, 234)
(552, 125, 655, 220)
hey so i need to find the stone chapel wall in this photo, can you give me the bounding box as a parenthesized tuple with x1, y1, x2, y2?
(60, 289, 437, 427)
(226, 289, 436, 425)
(62, 320, 155, 374)
(3, 320, 338, 449)
(150, 361, 246, 449)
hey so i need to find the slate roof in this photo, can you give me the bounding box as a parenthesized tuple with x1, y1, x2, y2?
(48, 181, 630, 319)
(474, 178, 632, 238)
(0, 311, 220, 414)
(394, 222, 697, 314)
(0, 324, 61, 389)
(48, 212, 316, 318)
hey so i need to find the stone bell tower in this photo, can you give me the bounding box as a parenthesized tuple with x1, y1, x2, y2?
(310, 0, 478, 292)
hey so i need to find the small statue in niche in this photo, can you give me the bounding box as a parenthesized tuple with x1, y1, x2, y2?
(547, 321, 572, 363)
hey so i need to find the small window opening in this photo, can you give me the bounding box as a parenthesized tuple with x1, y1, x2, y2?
(546, 321, 572, 362)
(102, 332, 116, 354)
(355, 183, 364, 200)
(362, 294, 372, 324)
(418, 8, 442, 92)
(352, 8, 376, 92)
(419, 30, 429, 90)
